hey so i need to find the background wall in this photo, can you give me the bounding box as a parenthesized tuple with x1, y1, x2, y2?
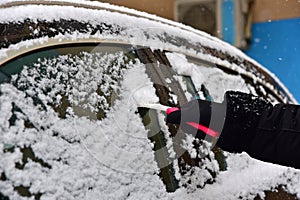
(100, 0, 174, 19)
(252, 0, 300, 22)
(245, 0, 300, 102)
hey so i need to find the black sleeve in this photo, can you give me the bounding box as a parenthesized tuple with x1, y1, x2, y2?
(216, 91, 300, 169)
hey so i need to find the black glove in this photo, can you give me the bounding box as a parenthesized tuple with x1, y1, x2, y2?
(166, 91, 275, 154)
(165, 99, 225, 139)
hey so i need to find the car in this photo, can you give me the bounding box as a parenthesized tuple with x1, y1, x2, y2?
(0, 1, 299, 200)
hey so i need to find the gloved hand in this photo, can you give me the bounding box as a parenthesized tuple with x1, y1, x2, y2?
(165, 99, 223, 139)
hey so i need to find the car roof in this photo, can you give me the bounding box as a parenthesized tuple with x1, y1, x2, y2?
(0, 0, 296, 103)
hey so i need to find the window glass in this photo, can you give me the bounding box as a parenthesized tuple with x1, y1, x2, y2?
(0, 44, 169, 199)
(1, 44, 135, 120)
(166, 52, 250, 102)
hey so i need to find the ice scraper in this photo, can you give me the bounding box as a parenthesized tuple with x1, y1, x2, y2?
(138, 103, 219, 138)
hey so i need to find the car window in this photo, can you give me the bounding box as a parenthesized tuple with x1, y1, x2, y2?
(0, 44, 232, 192)
(1, 44, 135, 120)
(2, 43, 223, 197)
(0, 43, 169, 199)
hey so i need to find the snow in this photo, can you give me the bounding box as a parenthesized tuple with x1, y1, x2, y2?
(166, 52, 250, 102)
(172, 153, 293, 200)
(0, 51, 169, 199)
(0, 1, 299, 199)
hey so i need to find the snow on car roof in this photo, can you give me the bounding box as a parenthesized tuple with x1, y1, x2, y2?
(0, 1, 300, 199)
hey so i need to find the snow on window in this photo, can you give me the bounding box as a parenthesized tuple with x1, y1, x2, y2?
(0, 49, 169, 199)
(166, 52, 250, 102)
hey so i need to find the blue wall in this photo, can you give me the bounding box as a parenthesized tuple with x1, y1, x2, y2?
(245, 18, 300, 102)
(221, 0, 234, 44)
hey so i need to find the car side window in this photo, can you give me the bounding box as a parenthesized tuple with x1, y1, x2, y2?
(0, 44, 155, 199)
(1, 44, 136, 120)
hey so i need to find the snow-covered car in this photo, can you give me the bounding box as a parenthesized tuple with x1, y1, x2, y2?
(0, 1, 299, 200)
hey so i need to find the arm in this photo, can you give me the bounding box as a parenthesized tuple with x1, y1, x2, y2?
(166, 91, 300, 169)
(218, 91, 300, 168)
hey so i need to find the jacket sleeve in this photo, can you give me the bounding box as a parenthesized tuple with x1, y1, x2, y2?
(216, 91, 300, 169)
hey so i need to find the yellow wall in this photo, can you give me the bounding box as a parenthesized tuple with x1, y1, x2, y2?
(97, 0, 300, 23)
(253, 0, 300, 22)
(99, 0, 174, 20)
